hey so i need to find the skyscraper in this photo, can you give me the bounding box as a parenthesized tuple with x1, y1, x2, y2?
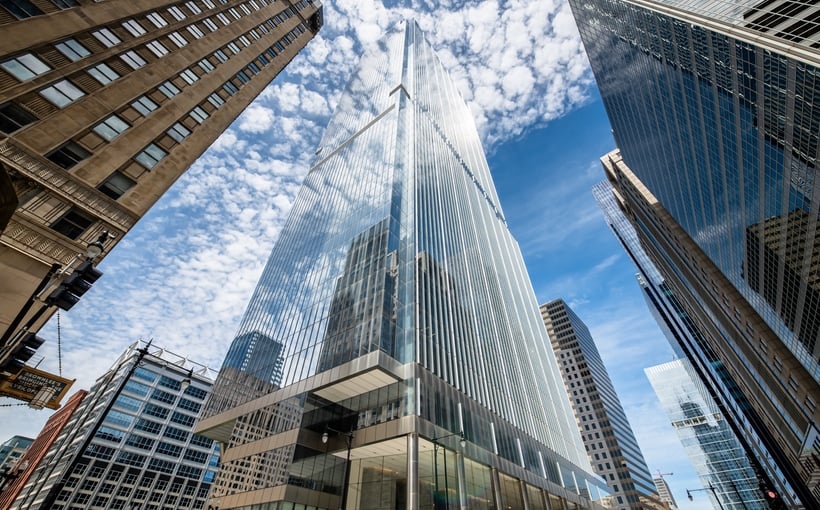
(0, 0, 322, 376)
(196, 20, 608, 510)
(0, 436, 33, 471)
(10, 342, 219, 510)
(541, 299, 661, 510)
(570, 0, 820, 505)
(646, 360, 768, 510)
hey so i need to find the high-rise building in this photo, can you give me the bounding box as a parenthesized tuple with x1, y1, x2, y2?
(540, 299, 661, 510)
(570, 0, 820, 505)
(196, 20, 609, 510)
(10, 341, 219, 510)
(0, 390, 86, 509)
(646, 360, 768, 509)
(0, 0, 323, 376)
(652, 475, 677, 510)
(0, 436, 33, 471)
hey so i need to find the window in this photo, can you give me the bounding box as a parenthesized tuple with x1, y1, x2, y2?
(223, 81, 238, 95)
(92, 28, 122, 48)
(105, 410, 133, 428)
(132, 96, 158, 116)
(178, 398, 201, 413)
(151, 388, 176, 404)
(117, 452, 146, 467)
(124, 380, 150, 396)
(236, 70, 249, 84)
(167, 122, 190, 142)
(95, 426, 125, 443)
(1, 53, 50, 81)
(93, 115, 129, 141)
(207, 93, 224, 108)
(122, 19, 147, 37)
(88, 63, 119, 85)
(202, 18, 218, 31)
(125, 435, 155, 450)
(189, 106, 208, 123)
(98, 171, 136, 199)
(146, 40, 169, 58)
(216, 12, 229, 25)
(120, 50, 146, 70)
(248, 62, 260, 74)
(170, 411, 195, 426)
(134, 418, 163, 434)
(113, 394, 141, 411)
(168, 31, 188, 48)
(148, 458, 175, 474)
(133, 366, 157, 382)
(158, 81, 180, 98)
(177, 465, 202, 479)
(228, 7, 240, 19)
(189, 434, 213, 448)
(135, 144, 166, 169)
(0, 102, 38, 134)
(167, 5, 185, 20)
(146, 11, 168, 28)
(202, 0, 214, 8)
(185, 1, 200, 13)
(184, 385, 207, 400)
(1, 0, 43, 19)
(227, 42, 240, 54)
(46, 141, 90, 169)
(144, 403, 169, 419)
(213, 49, 228, 62)
(179, 69, 198, 84)
(187, 24, 205, 39)
(198, 58, 214, 73)
(50, 0, 78, 8)
(50, 208, 94, 239)
(55, 39, 90, 61)
(156, 442, 182, 457)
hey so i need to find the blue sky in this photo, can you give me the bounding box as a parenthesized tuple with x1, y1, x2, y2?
(3, 0, 711, 508)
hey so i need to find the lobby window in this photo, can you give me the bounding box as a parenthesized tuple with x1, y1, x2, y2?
(88, 63, 119, 85)
(135, 143, 166, 169)
(120, 50, 147, 70)
(46, 140, 90, 169)
(146, 11, 168, 28)
(92, 28, 122, 48)
(1, 0, 43, 19)
(1, 53, 50, 81)
(0, 102, 38, 133)
(55, 39, 91, 61)
(40, 79, 85, 107)
(122, 19, 147, 37)
(93, 115, 130, 141)
(146, 40, 170, 58)
(50, 208, 94, 240)
(132, 96, 158, 116)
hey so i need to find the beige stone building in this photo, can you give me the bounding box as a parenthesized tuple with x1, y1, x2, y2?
(0, 0, 323, 379)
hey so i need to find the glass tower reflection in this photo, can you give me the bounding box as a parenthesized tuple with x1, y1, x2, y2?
(198, 20, 605, 510)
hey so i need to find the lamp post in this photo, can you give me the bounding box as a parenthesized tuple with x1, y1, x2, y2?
(322, 426, 354, 510)
(431, 430, 466, 510)
(687, 483, 725, 510)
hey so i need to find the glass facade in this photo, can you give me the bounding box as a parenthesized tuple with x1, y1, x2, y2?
(646, 360, 768, 509)
(200, 20, 608, 510)
(573, 0, 819, 505)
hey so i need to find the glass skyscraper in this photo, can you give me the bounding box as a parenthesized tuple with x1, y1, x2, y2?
(197, 20, 608, 510)
(571, 0, 820, 506)
(646, 359, 768, 510)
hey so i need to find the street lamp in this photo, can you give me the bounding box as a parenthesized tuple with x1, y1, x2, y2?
(85, 231, 111, 260)
(322, 426, 354, 510)
(687, 483, 725, 510)
(180, 368, 193, 391)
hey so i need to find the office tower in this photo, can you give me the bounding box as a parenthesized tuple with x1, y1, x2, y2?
(0, 0, 323, 376)
(10, 341, 219, 510)
(197, 20, 608, 510)
(541, 299, 661, 510)
(571, 0, 820, 505)
(0, 436, 33, 471)
(646, 360, 769, 509)
(652, 475, 677, 510)
(0, 390, 86, 509)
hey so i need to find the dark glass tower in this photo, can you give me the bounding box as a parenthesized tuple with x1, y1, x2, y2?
(572, 0, 820, 505)
(196, 20, 608, 510)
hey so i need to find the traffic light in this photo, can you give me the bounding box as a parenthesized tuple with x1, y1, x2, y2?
(47, 260, 103, 311)
(759, 480, 783, 509)
(0, 332, 45, 374)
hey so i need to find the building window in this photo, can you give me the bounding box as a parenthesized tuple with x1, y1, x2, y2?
(202, 17, 218, 31)
(189, 106, 208, 124)
(93, 115, 130, 141)
(50, 208, 94, 239)
(213, 49, 228, 62)
(50, 0, 78, 8)
(135, 144, 166, 169)
(1, 53, 50, 81)
(120, 50, 146, 70)
(167, 5, 186, 20)
(146, 11, 168, 28)
(158, 81, 180, 98)
(167, 122, 190, 142)
(46, 140, 90, 169)
(202, 0, 214, 8)
(223, 81, 238, 95)
(168, 31, 188, 48)
(187, 24, 205, 39)
(55, 39, 91, 61)
(88, 63, 119, 85)
(92, 28, 122, 48)
(216, 12, 229, 25)
(146, 40, 169, 58)
(184, 0, 200, 13)
(132, 96, 158, 116)
(179, 69, 198, 84)
(122, 19, 147, 37)
(1, 0, 43, 19)
(198, 58, 215, 73)
(0, 102, 38, 134)
(207, 92, 224, 108)
(39, 79, 85, 107)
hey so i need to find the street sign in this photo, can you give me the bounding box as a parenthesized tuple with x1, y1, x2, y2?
(0, 366, 74, 409)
